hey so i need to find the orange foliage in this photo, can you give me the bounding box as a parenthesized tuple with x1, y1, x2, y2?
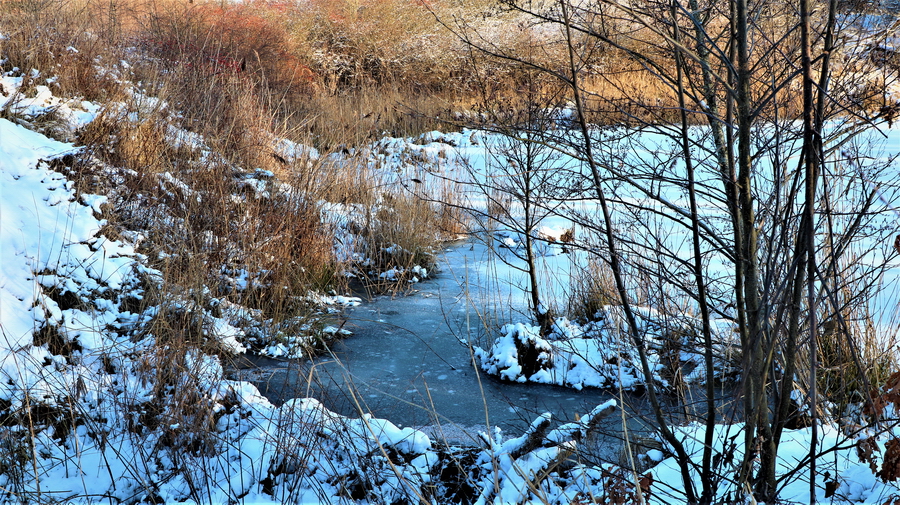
(880, 439, 900, 482)
(201, 3, 316, 88)
(866, 370, 900, 418)
(143, 1, 319, 92)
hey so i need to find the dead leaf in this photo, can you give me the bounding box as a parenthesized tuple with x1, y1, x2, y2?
(825, 480, 839, 498)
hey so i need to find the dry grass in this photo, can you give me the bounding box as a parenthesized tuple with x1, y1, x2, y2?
(297, 85, 461, 150)
(567, 258, 617, 324)
(1, 0, 475, 333)
(295, 0, 462, 89)
(132, 0, 478, 147)
(3, 0, 888, 367)
(0, 1, 337, 341)
(0, 1, 122, 100)
(812, 293, 898, 407)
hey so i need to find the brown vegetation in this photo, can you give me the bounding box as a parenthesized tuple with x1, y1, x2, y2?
(0, 0, 473, 356)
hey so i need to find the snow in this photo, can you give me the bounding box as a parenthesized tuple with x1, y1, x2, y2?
(644, 422, 900, 504)
(2, 38, 900, 503)
(471, 305, 739, 391)
(345, 121, 900, 503)
(0, 119, 99, 348)
(0, 64, 635, 504)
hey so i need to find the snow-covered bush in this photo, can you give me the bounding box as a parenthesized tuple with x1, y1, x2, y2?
(474, 307, 740, 392)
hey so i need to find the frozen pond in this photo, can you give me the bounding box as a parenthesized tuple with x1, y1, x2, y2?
(230, 239, 740, 455)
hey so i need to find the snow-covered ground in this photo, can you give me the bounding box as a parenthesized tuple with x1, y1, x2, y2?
(0, 107, 644, 503)
(0, 65, 633, 504)
(4, 49, 900, 504)
(368, 123, 900, 393)
(344, 123, 900, 503)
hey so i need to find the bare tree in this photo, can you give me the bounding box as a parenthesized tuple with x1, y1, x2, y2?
(441, 0, 900, 502)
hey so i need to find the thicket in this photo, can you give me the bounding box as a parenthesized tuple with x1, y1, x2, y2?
(444, 0, 900, 502)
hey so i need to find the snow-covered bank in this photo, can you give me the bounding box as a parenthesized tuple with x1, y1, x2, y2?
(0, 63, 630, 504)
(340, 124, 900, 504)
(0, 89, 620, 503)
(0, 126, 633, 502)
(366, 121, 900, 392)
(4, 28, 900, 502)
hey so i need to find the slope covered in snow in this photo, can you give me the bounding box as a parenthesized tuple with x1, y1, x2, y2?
(3, 15, 900, 501)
